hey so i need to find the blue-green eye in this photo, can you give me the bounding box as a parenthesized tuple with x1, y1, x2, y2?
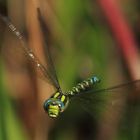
(43, 99, 51, 111)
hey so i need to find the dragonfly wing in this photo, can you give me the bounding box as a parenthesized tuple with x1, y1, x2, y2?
(37, 8, 61, 91)
(70, 85, 140, 140)
(0, 14, 60, 91)
(77, 79, 140, 96)
(71, 79, 140, 119)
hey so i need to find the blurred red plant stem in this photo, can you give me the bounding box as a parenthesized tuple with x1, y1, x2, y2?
(98, 0, 140, 80)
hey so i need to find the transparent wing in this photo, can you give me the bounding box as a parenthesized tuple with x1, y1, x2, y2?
(71, 79, 140, 119)
(37, 8, 61, 91)
(66, 80, 140, 140)
(51, 80, 140, 140)
(79, 79, 140, 95)
(0, 13, 61, 91)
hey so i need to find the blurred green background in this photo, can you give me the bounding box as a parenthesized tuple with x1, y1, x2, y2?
(0, 0, 140, 140)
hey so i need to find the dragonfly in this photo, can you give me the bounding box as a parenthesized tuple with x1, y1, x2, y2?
(0, 9, 140, 118)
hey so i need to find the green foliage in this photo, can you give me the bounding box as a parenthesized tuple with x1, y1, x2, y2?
(0, 62, 28, 140)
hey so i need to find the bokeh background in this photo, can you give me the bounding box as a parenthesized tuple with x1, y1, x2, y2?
(0, 0, 140, 140)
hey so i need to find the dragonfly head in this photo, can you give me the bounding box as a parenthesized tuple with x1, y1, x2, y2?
(44, 98, 67, 118)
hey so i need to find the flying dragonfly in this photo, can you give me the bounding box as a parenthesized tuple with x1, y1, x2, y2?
(0, 9, 140, 118)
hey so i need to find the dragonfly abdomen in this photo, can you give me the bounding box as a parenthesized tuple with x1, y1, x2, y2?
(66, 76, 100, 96)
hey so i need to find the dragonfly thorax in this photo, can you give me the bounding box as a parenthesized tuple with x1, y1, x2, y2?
(44, 92, 69, 118)
(43, 77, 100, 118)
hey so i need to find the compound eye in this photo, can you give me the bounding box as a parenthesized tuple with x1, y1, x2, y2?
(43, 100, 50, 111)
(43, 99, 55, 111)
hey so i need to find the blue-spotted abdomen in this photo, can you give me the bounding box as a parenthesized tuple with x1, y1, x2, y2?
(66, 76, 100, 96)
